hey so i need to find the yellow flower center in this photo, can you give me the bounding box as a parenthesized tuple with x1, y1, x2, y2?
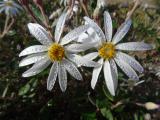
(48, 43, 65, 61)
(5, 1, 13, 6)
(98, 42, 116, 60)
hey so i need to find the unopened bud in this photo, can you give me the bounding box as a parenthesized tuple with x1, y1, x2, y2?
(97, 0, 107, 8)
(144, 102, 159, 110)
(73, 0, 79, 14)
(49, 8, 62, 20)
(93, 7, 100, 19)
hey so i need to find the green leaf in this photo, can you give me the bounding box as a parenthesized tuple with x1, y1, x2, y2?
(31, 6, 43, 21)
(156, 37, 160, 44)
(102, 85, 114, 101)
(133, 19, 138, 28)
(81, 112, 96, 120)
(7, 30, 16, 36)
(134, 113, 138, 120)
(100, 108, 113, 120)
(18, 78, 38, 96)
(18, 83, 30, 96)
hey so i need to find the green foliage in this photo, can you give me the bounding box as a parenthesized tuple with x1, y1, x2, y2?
(18, 78, 38, 96)
(81, 112, 97, 120)
(100, 108, 113, 120)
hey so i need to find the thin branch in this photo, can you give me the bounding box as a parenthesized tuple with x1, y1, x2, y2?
(5, 18, 15, 33)
(80, 0, 89, 17)
(39, 6, 49, 27)
(87, 92, 99, 109)
(126, 0, 141, 20)
(4, 15, 10, 33)
(2, 84, 9, 98)
(111, 101, 123, 109)
(26, 5, 40, 23)
(38, 6, 53, 38)
(0, 16, 14, 39)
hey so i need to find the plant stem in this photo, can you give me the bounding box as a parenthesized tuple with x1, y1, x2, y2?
(5, 18, 15, 33)
(126, 0, 140, 20)
(80, 0, 89, 17)
(39, 6, 49, 28)
(26, 5, 40, 23)
(0, 15, 11, 38)
(2, 84, 9, 98)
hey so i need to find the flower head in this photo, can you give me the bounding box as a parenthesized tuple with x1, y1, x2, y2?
(19, 13, 99, 92)
(48, 43, 65, 61)
(0, 0, 22, 16)
(98, 42, 116, 60)
(80, 11, 153, 96)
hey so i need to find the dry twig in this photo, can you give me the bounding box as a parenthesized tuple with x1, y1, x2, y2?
(126, 0, 141, 20)
(0, 16, 15, 39)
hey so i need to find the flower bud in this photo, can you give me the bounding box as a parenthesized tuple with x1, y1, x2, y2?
(97, 0, 107, 8)
(73, 0, 79, 14)
(144, 102, 159, 110)
(93, 7, 100, 20)
(49, 8, 62, 20)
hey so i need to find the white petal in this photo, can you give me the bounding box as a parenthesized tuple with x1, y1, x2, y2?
(103, 60, 118, 96)
(28, 23, 53, 45)
(71, 52, 98, 72)
(77, 28, 101, 44)
(84, 16, 106, 42)
(62, 59, 82, 80)
(87, 27, 96, 35)
(19, 53, 47, 67)
(134, 80, 145, 86)
(77, 32, 89, 43)
(67, 54, 100, 67)
(19, 45, 47, 57)
(112, 19, 132, 44)
(116, 42, 153, 51)
(104, 11, 112, 41)
(83, 52, 99, 61)
(91, 58, 103, 89)
(60, 25, 90, 45)
(77, 22, 94, 42)
(55, 12, 68, 43)
(65, 42, 97, 53)
(114, 58, 139, 80)
(116, 52, 144, 73)
(78, 34, 101, 47)
(109, 59, 118, 77)
(76, 22, 91, 42)
(58, 63, 67, 92)
(47, 62, 58, 91)
(22, 58, 51, 77)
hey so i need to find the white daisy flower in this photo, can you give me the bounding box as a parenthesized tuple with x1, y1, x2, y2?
(19, 13, 99, 92)
(80, 11, 153, 96)
(0, 0, 22, 16)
